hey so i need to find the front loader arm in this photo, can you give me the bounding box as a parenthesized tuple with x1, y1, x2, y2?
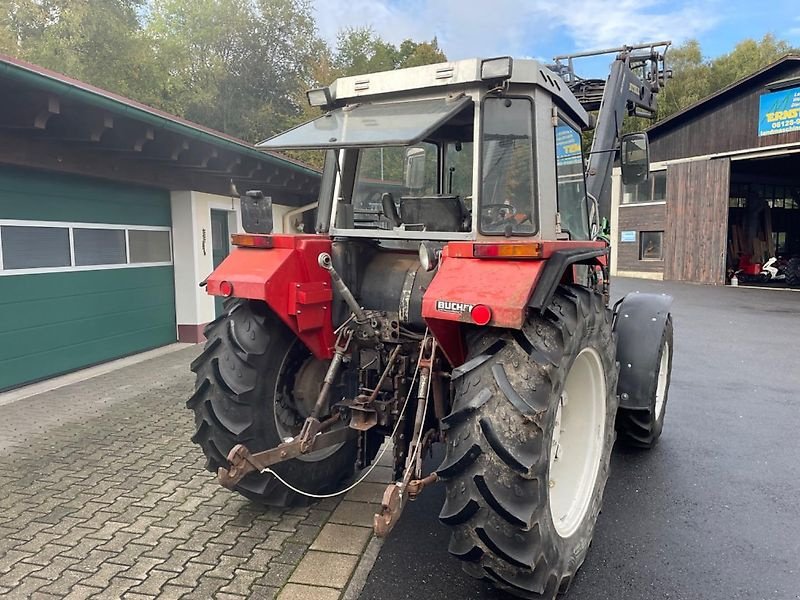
(553, 42, 670, 223)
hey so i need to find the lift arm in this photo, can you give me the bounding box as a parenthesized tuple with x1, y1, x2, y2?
(552, 42, 670, 224)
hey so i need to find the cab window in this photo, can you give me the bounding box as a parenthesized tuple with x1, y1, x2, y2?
(555, 120, 590, 240)
(480, 97, 536, 235)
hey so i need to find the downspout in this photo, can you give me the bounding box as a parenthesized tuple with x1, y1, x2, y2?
(282, 202, 319, 234)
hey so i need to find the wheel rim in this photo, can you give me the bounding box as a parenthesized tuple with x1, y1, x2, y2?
(654, 340, 670, 420)
(548, 347, 607, 538)
(273, 341, 343, 463)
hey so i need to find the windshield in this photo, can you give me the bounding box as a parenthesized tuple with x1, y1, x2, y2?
(352, 143, 439, 229)
(337, 100, 475, 235)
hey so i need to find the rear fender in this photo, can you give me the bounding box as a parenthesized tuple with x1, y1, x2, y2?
(614, 292, 673, 409)
(422, 251, 546, 366)
(206, 235, 335, 359)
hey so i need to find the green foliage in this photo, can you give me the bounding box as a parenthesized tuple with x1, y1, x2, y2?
(331, 27, 445, 77)
(0, 1, 445, 153)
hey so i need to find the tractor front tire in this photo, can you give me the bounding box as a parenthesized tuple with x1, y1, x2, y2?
(614, 315, 673, 449)
(187, 299, 357, 506)
(437, 285, 618, 599)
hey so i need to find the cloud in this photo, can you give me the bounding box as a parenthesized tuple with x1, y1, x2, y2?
(310, 0, 722, 60)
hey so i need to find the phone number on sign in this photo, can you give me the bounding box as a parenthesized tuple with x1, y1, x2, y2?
(770, 119, 800, 130)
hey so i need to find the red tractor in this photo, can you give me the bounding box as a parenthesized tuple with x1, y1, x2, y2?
(189, 44, 674, 598)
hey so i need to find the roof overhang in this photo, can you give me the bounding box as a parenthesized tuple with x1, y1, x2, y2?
(0, 55, 321, 205)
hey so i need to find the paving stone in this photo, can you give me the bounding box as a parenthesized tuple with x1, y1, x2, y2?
(257, 530, 293, 551)
(249, 584, 280, 600)
(344, 482, 389, 504)
(158, 584, 194, 600)
(126, 568, 178, 596)
(329, 501, 380, 527)
(62, 584, 104, 600)
(273, 542, 310, 566)
(169, 561, 215, 588)
(105, 543, 152, 567)
(219, 567, 264, 595)
(310, 523, 372, 555)
(288, 523, 321, 545)
(277, 583, 341, 600)
(120, 557, 165, 580)
(255, 563, 295, 588)
(89, 576, 140, 598)
(0, 347, 360, 600)
(37, 569, 87, 597)
(289, 551, 359, 589)
(5, 575, 50, 597)
(78, 562, 128, 588)
(30, 556, 81, 581)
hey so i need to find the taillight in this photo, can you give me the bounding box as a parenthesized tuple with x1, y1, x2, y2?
(219, 281, 234, 297)
(470, 304, 492, 325)
(472, 242, 542, 258)
(231, 233, 273, 248)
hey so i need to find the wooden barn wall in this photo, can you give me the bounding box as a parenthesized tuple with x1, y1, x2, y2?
(650, 64, 800, 163)
(616, 203, 666, 273)
(664, 158, 730, 284)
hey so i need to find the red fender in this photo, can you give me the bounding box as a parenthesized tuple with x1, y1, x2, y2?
(422, 248, 546, 366)
(206, 235, 335, 359)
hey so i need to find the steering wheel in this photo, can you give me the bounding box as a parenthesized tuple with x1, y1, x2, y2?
(481, 202, 532, 231)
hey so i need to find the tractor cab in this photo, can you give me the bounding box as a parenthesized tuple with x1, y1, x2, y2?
(258, 57, 594, 244)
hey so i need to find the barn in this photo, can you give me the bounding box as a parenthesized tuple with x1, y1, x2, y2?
(610, 55, 800, 286)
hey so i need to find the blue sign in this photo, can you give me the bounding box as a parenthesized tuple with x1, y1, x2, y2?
(556, 125, 583, 165)
(758, 86, 800, 137)
(620, 230, 636, 243)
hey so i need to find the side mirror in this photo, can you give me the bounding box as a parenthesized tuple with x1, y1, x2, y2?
(404, 146, 427, 191)
(620, 132, 650, 186)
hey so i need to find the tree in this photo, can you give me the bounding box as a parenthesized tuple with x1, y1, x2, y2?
(659, 39, 712, 117)
(331, 27, 445, 77)
(10, 0, 154, 101)
(708, 34, 794, 92)
(657, 35, 798, 122)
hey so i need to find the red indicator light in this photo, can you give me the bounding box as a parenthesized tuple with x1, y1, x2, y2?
(219, 280, 234, 297)
(471, 304, 492, 325)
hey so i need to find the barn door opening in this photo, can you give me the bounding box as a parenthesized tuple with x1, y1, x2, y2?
(726, 154, 800, 287)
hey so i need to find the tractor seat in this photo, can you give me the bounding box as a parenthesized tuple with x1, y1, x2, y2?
(399, 195, 467, 232)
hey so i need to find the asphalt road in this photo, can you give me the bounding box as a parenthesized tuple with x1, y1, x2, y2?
(359, 278, 800, 600)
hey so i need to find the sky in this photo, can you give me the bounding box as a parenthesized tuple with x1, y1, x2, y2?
(311, 0, 800, 75)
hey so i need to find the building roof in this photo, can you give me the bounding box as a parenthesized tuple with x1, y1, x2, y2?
(648, 54, 800, 137)
(0, 54, 320, 203)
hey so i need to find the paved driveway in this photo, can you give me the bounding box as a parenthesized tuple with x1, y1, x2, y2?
(0, 347, 383, 600)
(360, 278, 800, 600)
(2, 279, 799, 600)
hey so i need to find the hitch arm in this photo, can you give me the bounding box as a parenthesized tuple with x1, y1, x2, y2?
(218, 416, 356, 489)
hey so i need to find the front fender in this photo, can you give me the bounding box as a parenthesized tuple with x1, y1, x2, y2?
(206, 235, 335, 359)
(614, 292, 673, 409)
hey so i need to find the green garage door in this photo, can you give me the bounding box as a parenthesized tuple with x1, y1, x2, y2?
(0, 166, 176, 391)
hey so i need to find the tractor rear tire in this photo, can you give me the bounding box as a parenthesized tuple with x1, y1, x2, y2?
(187, 299, 357, 506)
(785, 258, 800, 288)
(614, 315, 673, 449)
(437, 285, 618, 599)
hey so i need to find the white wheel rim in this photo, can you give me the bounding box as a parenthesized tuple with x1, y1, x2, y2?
(654, 340, 670, 420)
(548, 347, 607, 539)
